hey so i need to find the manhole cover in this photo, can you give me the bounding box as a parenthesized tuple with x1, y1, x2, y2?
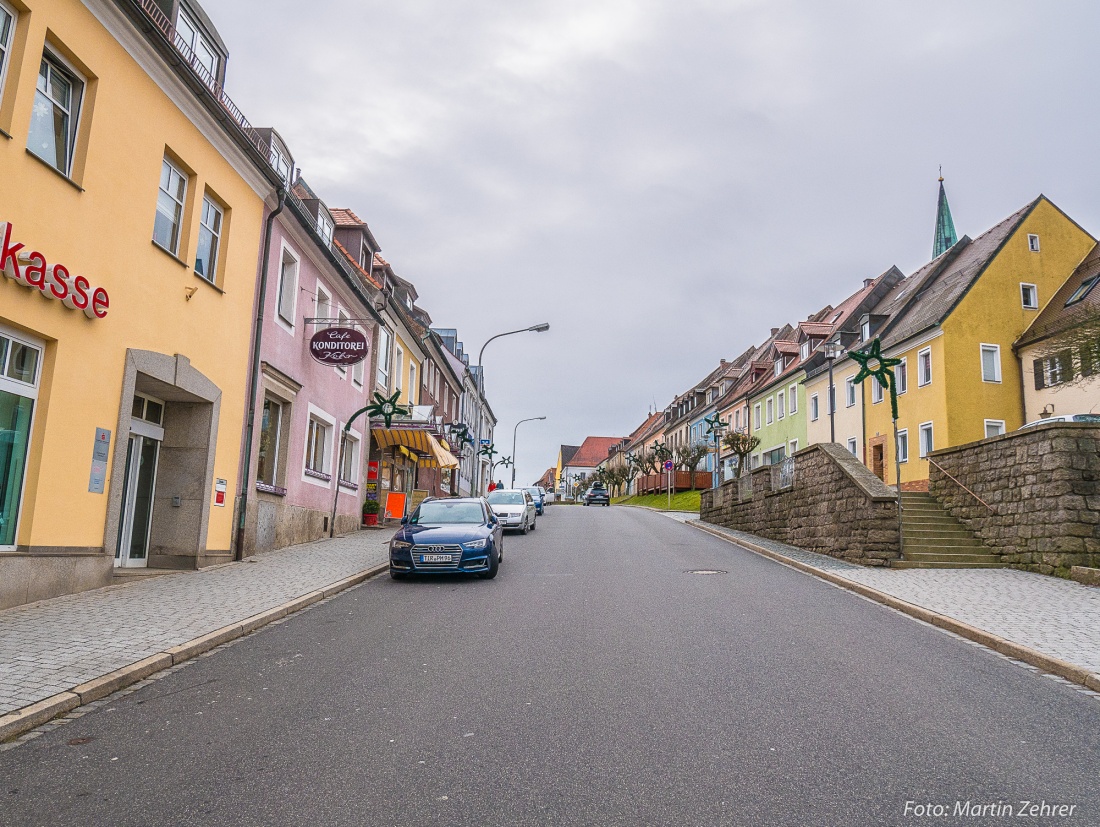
(686, 569, 727, 575)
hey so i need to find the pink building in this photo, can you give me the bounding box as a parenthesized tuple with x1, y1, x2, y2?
(237, 156, 383, 554)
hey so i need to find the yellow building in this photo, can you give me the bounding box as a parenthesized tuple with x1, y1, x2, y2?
(0, 0, 280, 608)
(860, 196, 1094, 487)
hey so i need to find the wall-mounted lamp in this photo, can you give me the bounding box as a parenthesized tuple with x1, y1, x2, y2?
(184, 286, 198, 301)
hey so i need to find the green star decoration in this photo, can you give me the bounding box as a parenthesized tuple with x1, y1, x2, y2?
(850, 338, 903, 421)
(365, 391, 410, 429)
(704, 413, 725, 438)
(479, 443, 498, 460)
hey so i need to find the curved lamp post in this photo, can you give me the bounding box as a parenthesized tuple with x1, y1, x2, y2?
(472, 323, 550, 494)
(511, 416, 547, 488)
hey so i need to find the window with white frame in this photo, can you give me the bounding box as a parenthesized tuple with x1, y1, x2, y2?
(315, 284, 332, 319)
(317, 210, 334, 247)
(195, 194, 223, 283)
(871, 378, 883, 404)
(395, 345, 404, 393)
(766, 397, 774, 425)
(846, 437, 858, 456)
(153, 156, 187, 254)
(276, 248, 298, 326)
(305, 416, 331, 479)
(845, 376, 856, 407)
(269, 141, 292, 185)
(774, 360, 782, 377)
(409, 363, 417, 404)
(335, 310, 350, 375)
(788, 384, 797, 413)
(810, 394, 819, 421)
(918, 347, 932, 386)
(800, 341, 810, 360)
(376, 327, 391, 388)
(985, 420, 1006, 439)
(918, 422, 934, 458)
(980, 344, 1002, 383)
(175, 7, 219, 77)
(777, 391, 785, 419)
(339, 434, 359, 488)
(1027, 234, 1040, 253)
(788, 439, 798, 455)
(734, 409, 741, 431)
(27, 51, 84, 176)
(1040, 354, 1067, 388)
(0, 326, 43, 548)
(753, 403, 761, 430)
(1021, 283, 1038, 309)
(0, 2, 16, 102)
(897, 429, 909, 463)
(896, 358, 907, 394)
(352, 345, 365, 387)
(861, 320, 871, 341)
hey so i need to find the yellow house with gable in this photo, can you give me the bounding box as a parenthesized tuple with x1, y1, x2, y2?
(860, 196, 1094, 487)
(0, 0, 280, 608)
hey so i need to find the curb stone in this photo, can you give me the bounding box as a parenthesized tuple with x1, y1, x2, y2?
(688, 520, 1100, 694)
(0, 562, 389, 744)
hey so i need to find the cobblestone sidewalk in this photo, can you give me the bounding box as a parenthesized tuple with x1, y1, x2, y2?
(690, 521, 1100, 680)
(0, 529, 394, 721)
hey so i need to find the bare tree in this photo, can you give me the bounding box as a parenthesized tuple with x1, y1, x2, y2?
(722, 430, 761, 478)
(674, 444, 709, 489)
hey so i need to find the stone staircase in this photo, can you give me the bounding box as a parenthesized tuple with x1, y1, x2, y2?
(893, 492, 1004, 569)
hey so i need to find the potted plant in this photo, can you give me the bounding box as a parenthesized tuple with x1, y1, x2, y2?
(362, 498, 380, 527)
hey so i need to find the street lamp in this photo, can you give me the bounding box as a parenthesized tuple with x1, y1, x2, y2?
(511, 416, 547, 488)
(823, 341, 842, 444)
(473, 323, 550, 494)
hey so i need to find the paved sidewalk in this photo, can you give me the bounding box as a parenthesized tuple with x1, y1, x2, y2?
(0, 527, 395, 736)
(689, 520, 1100, 687)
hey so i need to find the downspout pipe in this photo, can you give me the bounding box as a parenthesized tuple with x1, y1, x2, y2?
(235, 187, 287, 560)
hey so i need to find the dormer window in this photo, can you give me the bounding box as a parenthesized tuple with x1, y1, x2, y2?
(316, 210, 334, 247)
(774, 360, 782, 377)
(176, 7, 219, 81)
(861, 320, 871, 341)
(799, 341, 809, 360)
(269, 141, 292, 185)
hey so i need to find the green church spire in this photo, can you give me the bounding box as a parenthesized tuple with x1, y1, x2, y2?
(933, 169, 958, 257)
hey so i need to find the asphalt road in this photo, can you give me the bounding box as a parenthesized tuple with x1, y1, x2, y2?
(3, 506, 1098, 827)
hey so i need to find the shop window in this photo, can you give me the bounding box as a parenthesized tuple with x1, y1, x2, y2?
(257, 398, 283, 487)
(154, 156, 187, 255)
(0, 328, 42, 548)
(0, 1, 15, 103)
(195, 194, 224, 283)
(28, 51, 84, 176)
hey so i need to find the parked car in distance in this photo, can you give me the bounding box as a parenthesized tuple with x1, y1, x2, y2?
(388, 497, 503, 580)
(584, 482, 610, 506)
(1018, 413, 1100, 429)
(486, 489, 538, 533)
(523, 486, 545, 515)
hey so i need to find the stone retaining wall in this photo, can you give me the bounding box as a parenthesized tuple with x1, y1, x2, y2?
(928, 424, 1100, 577)
(701, 443, 901, 566)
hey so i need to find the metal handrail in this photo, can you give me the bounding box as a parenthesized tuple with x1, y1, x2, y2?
(926, 457, 995, 513)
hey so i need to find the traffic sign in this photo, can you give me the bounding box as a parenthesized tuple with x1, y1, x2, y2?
(664, 460, 674, 471)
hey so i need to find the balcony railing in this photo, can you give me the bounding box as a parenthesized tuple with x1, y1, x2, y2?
(136, 0, 272, 161)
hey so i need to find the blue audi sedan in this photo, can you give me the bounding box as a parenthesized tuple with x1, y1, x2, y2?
(388, 497, 504, 580)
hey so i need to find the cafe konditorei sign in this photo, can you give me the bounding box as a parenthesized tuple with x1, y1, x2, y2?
(309, 327, 369, 366)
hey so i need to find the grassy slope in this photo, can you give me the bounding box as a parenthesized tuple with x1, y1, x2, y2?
(612, 490, 701, 512)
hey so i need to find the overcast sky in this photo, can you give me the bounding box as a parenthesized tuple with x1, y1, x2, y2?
(214, 0, 1100, 486)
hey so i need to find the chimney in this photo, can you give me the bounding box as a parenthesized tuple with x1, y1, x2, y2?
(771, 327, 779, 336)
(864, 278, 874, 288)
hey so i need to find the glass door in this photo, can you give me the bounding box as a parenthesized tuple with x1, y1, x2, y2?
(115, 415, 163, 567)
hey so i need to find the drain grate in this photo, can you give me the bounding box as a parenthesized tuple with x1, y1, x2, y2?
(686, 569, 727, 575)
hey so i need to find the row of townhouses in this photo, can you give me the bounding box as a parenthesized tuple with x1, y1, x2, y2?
(605, 182, 1099, 494)
(0, 0, 497, 609)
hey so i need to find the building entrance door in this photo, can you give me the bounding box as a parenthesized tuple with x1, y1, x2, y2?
(115, 417, 163, 568)
(871, 443, 885, 481)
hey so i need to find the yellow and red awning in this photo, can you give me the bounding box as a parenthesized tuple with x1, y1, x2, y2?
(373, 428, 459, 469)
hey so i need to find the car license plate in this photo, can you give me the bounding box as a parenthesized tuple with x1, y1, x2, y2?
(420, 554, 453, 563)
